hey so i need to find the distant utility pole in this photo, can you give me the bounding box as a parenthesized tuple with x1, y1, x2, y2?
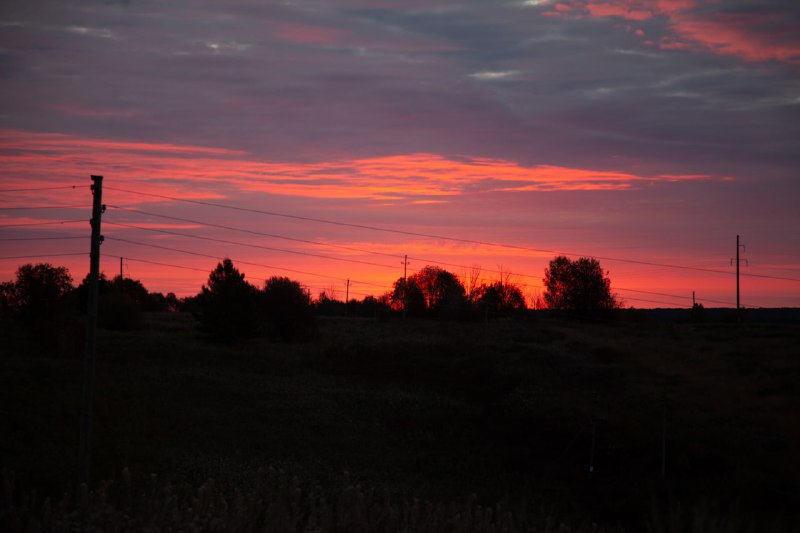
(692, 290, 696, 307)
(731, 235, 748, 313)
(401, 255, 410, 320)
(79, 175, 104, 485)
(119, 256, 123, 279)
(345, 278, 350, 317)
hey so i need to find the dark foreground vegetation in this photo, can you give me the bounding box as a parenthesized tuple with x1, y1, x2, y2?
(2, 309, 799, 531)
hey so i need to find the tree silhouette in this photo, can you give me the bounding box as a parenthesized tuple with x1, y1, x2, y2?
(476, 280, 526, 316)
(1, 263, 79, 354)
(390, 277, 426, 317)
(261, 276, 315, 340)
(543, 256, 618, 311)
(390, 266, 466, 318)
(196, 258, 259, 341)
(3, 263, 73, 324)
(412, 266, 466, 316)
(109, 275, 150, 308)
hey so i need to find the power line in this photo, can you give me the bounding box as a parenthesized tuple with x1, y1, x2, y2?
(104, 213, 747, 306)
(0, 236, 84, 242)
(102, 254, 209, 274)
(105, 185, 800, 283)
(107, 207, 756, 307)
(0, 252, 86, 261)
(613, 286, 737, 307)
(620, 296, 689, 308)
(104, 214, 771, 306)
(104, 221, 399, 270)
(0, 205, 89, 210)
(108, 204, 741, 304)
(0, 219, 87, 228)
(104, 237, 392, 289)
(106, 205, 404, 260)
(0, 185, 83, 193)
(108, 204, 551, 285)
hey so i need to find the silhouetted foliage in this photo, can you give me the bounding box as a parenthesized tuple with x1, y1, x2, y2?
(390, 266, 467, 318)
(147, 291, 180, 312)
(543, 256, 618, 311)
(690, 302, 706, 323)
(196, 258, 259, 341)
(99, 291, 144, 330)
(475, 280, 526, 317)
(3, 263, 73, 324)
(390, 277, 426, 317)
(261, 276, 315, 340)
(413, 266, 467, 318)
(355, 295, 392, 320)
(110, 275, 150, 305)
(1, 263, 82, 355)
(315, 290, 346, 316)
(0, 281, 16, 320)
(75, 273, 154, 329)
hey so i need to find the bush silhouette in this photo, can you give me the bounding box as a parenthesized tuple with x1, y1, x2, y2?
(3, 263, 73, 324)
(390, 277, 426, 317)
(262, 276, 315, 340)
(475, 280, 526, 317)
(391, 266, 466, 318)
(196, 259, 259, 341)
(1, 263, 80, 355)
(543, 256, 618, 311)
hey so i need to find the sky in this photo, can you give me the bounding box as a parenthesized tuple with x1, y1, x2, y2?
(1, 0, 799, 308)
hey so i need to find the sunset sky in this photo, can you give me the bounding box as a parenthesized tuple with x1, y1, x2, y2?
(1, 0, 799, 308)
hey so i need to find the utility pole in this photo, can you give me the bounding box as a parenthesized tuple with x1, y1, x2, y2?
(736, 235, 741, 310)
(79, 175, 104, 485)
(731, 235, 747, 316)
(345, 278, 350, 317)
(661, 388, 668, 477)
(692, 290, 695, 307)
(401, 255, 409, 320)
(119, 256, 123, 280)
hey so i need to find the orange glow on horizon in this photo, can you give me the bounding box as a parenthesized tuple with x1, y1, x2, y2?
(1, 129, 797, 308)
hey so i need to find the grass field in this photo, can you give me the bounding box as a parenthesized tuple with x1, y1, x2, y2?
(2, 312, 799, 531)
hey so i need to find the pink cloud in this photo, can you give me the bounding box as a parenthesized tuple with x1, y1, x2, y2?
(0, 130, 721, 208)
(268, 19, 459, 53)
(585, 1, 654, 21)
(271, 21, 348, 45)
(557, 0, 800, 63)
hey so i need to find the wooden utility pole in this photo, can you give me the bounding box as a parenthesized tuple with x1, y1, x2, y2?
(401, 255, 409, 320)
(79, 175, 104, 484)
(661, 389, 668, 477)
(731, 235, 747, 317)
(345, 278, 350, 317)
(119, 256, 123, 279)
(736, 235, 740, 310)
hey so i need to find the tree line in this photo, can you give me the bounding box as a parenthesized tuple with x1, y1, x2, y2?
(1, 256, 618, 346)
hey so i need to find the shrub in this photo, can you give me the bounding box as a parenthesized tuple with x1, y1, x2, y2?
(195, 259, 259, 342)
(262, 276, 315, 340)
(543, 256, 618, 312)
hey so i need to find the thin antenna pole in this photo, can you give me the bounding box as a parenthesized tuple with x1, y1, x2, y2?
(661, 388, 667, 477)
(401, 255, 409, 320)
(79, 175, 104, 485)
(736, 235, 740, 311)
(345, 278, 350, 317)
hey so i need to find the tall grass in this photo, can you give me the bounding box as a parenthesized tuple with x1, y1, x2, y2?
(2, 467, 608, 532)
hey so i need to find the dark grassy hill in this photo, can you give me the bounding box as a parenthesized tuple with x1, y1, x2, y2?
(2, 313, 798, 530)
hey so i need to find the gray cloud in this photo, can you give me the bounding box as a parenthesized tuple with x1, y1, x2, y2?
(1, 0, 798, 281)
